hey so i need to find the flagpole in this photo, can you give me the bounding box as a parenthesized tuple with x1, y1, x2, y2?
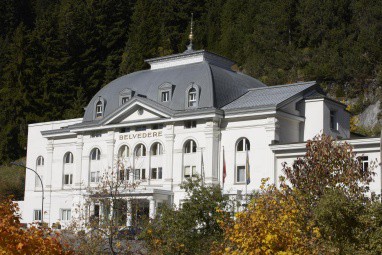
(201, 148, 205, 186)
(222, 146, 225, 190)
(245, 143, 248, 205)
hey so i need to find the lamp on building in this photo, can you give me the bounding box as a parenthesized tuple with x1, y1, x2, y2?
(11, 162, 44, 226)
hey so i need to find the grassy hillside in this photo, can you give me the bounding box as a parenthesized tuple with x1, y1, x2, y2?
(0, 158, 26, 200)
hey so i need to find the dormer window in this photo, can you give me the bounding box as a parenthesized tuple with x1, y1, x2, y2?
(121, 97, 130, 104)
(185, 83, 200, 108)
(330, 110, 338, 131)
(161, 91, 170, 102)
(158, 82, 174, 103)
(188, 88, 197, 107)
(119, 89, 134, 106)
(95, 100, 103, 118)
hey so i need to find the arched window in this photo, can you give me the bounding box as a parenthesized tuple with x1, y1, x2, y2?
(35, 156, 44, 188)
(96, 101, 103, 118)
(236, 138, 250, 152)
(36, 156, 44, 166)
(188, 88, 197, 107)
(63, 152, 74, 185)
(151, 142, 163, 156)
(184, 140, 197, 154)
(90, 148, 101, 160)
(118, 145, 130, 158)
(64, 152, 74, 164)
(135, 144, 146, 157)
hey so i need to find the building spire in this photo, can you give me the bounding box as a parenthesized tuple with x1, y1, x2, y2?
(186, 13, 194, 52)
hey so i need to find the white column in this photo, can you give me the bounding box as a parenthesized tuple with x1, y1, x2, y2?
(148, 197, 156, 219)
(164, 124, 175, 189)
(44, 140, 54, 225)
(45, 140, 54, 189)
(106, 131, 115, 174)
(204, 119, 220, 184)
(265, 117, 280, 185)
(74, 135, 83, 189)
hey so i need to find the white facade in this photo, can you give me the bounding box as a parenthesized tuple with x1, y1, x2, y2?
(18, 50, 381, 228)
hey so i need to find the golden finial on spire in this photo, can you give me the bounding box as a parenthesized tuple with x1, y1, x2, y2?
(189, 13, 194, 42)
(186, 13, 194, 52)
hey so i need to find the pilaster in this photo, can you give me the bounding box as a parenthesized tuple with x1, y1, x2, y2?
(164, 124, 175, 189)
(74, 135, 83, 188)
(106, 131, 116, 173)
(265, 117, 280, 184)
(204, 119, 220, 184)
(45, 140, 54, 189)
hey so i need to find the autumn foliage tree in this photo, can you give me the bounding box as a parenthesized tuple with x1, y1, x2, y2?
(0, 197, 73, 255)
(213, 180, 320, 255)
(143, 176, 230, 255)
(282, 133, 380, 254)
(282, 133, 375, 202)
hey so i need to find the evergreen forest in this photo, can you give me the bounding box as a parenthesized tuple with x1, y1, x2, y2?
(0, 0, 381, 166)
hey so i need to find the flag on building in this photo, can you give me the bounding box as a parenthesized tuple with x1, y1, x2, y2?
(246, 148, 250, 185)
(223, 147, 227, 185)
(201, 149, 205, 184)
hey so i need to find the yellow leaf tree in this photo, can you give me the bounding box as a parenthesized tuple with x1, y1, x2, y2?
(213, 180, 320, 255)
(0, 197, 73, 255)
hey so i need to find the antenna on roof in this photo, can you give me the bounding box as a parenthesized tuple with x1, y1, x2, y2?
(185, 13, 194, 52)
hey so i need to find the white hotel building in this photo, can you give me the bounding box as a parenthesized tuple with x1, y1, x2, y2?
(18, 49, 381, 227)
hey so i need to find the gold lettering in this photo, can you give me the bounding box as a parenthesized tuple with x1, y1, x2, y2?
(138, 133, 142, 138)
(119, 135, 123, 140)
(143, 133, 147, 138)
(158, 131, 162, 137)
(148, 133, 152, 138)
(153, 132, 158, 137)
(124, 135, 129, 140)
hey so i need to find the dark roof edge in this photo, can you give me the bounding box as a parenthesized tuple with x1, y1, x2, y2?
(248, 81, 316, 91)
(145, 50, 236, 66)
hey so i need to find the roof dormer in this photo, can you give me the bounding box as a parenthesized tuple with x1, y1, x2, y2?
(158, 82, 174, 103)
(119, 89, 134, 106)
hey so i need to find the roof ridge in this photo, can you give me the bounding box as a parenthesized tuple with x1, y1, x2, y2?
(248, 81, 316, 91)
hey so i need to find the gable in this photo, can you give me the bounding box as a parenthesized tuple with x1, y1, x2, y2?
(103, 100, 171, 125)
(120, 107, 161, 123)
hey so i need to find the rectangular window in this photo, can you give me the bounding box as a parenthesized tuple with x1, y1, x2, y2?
(134, 169, 140, 180)
(192, 166, 196, 177)
(121, 97, 130, 104)
(90, 171, 100, 183)
(90, 132, 102, 138)
(236, 166, 245, 183)
(152, 124, 163, 130)
(161, 91, 170, 102)
(120, 127, 130, 133)
(33, 210, 42, 221)
(64, 174, 73, 185)
(119, 169, 125, 181)
(158, 167, 162, 179)
(184, 166, 190, 178)
(184, 121, 197, 129)
(61, 209, 71, 221)
(330, 110, 337, 130)
(184, 166, 196, 178)
(359, 156, 369, 173)
(151, 168, 157, 179)
(135, 126, 147, 131)
(142, 169, 146, 180)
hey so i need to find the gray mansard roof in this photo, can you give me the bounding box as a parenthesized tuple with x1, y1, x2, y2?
(80, 50, 324, 126)
(83, 50, 266, 122)
(222, 81, 317, 111)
